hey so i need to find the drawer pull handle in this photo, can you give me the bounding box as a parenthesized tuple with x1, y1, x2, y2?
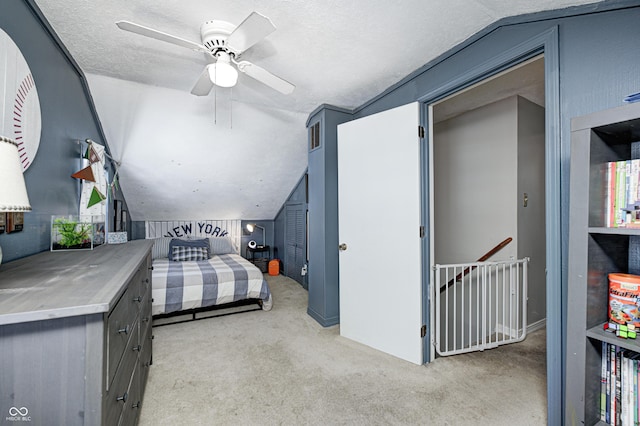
(117, 325, 130, 335)
(132, 344, 142, 352)
(116, 392, 128, 403)
(132, 296, 142, 303)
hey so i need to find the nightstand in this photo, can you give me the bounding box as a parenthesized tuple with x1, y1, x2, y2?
(247, 245, 270, 261)
(247, 245, 270, 272)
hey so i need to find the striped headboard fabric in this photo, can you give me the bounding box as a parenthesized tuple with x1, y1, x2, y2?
(145, 220, 242, 253)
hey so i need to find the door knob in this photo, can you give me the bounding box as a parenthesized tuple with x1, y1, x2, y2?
(339, 243, 347, 251)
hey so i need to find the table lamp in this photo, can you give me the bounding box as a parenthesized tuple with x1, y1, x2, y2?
(0, 136, 32, 264)
(246, 223, 265, 248)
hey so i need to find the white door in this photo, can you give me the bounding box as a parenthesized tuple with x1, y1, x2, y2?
(338, 102, 423, 365)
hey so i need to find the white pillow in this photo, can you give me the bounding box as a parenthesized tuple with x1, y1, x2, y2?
(151, 237, 173, 260)
(209, 237, 237, 255)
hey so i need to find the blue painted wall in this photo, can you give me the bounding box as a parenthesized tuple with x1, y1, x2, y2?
(130, 220, 146, 240)
(240, 219, 274, 259)
(306, 106, 352, 326)
(0, 1, 129, 263)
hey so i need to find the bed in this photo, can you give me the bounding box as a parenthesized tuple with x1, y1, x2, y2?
(150, 236, 273, 318)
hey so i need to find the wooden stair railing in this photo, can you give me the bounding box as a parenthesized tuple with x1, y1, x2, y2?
(439, 237, 513, 293)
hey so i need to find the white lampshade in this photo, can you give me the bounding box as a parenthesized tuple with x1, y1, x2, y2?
(0, 136, 32, 212)
(208, 52, 238, 88)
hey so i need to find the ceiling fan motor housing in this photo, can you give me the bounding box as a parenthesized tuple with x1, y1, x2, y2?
(200, 20, 236, 56)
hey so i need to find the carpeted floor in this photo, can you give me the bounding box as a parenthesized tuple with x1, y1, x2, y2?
(139, 274, 547, 425)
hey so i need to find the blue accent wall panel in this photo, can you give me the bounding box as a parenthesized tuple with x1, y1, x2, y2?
(240, 220, 274, 259)
(306, 107, 352, 326)
(307, 121, 327, 321)
(0, 1, 128, 262)
(273, 211, 286, 263)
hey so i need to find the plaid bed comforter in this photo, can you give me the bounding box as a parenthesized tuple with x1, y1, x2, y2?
(152, 254, 272, 316)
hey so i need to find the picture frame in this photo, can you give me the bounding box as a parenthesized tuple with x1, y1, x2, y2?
(6, 212, 23, 233)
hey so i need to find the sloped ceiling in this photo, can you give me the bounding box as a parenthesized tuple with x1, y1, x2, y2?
(33, 0, 602, 221)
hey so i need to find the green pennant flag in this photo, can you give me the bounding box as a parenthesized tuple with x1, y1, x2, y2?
(87, 186, 106, 208)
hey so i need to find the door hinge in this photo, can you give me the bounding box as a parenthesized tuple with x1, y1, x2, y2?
(421, 324, 427, 338)
(418, 126, 425, 138)
(419, 225, 425, 238)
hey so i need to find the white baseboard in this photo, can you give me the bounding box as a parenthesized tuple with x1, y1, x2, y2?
(494, 323, 520, 338)
(527, 318, 546, 334)
(495, 318, 546, 338)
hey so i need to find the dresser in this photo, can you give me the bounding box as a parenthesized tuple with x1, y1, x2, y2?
(0, 239, 154, 426)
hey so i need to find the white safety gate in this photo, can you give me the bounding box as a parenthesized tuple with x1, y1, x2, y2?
(433, 258, 529, 356)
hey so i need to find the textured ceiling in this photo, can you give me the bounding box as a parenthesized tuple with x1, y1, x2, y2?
(33, 0, 602, 221)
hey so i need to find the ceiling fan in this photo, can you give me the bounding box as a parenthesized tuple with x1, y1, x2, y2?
(116, 12, 295, 96)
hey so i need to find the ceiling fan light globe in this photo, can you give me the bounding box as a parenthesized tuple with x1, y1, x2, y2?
(208, 62, 238, 88)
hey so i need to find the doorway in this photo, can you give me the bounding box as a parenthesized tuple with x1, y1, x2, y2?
(428, 53, 547, 397)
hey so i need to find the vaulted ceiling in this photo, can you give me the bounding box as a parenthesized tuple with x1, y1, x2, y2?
(33, 0, 602, 221)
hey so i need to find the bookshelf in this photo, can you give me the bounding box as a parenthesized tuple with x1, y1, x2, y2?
(566, 102, 640, 425)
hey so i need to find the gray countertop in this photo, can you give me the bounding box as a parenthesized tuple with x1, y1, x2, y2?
(0, 239, 153, 326)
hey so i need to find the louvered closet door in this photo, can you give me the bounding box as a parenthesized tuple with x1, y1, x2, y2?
(285, 203, 306, 286)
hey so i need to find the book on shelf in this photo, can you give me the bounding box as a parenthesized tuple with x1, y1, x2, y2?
(605, 159, 640, 228)
(600, 342, 640, 425)
(607, 161, 616, 228)
(603, 340, 611, 423)
(616, 160, 626, 228)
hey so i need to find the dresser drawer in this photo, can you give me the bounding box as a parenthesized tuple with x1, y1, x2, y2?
(130, 265, 146, 302)
(117, 363, 141, 426)
(139, 287, 152, 342)
(130, 262, 151, 309)
(139, 324, 153, 399)
(140, 255, 152, 298)
(106, 283, 139, 389)
(105, 323, 139, 426)
(139, 275, 151, 300)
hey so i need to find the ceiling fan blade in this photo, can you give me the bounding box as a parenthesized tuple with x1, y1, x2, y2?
(116, 20, 207, 53)
(226, 12, 276, 54)
(237, 61, 294, 95)
(191, 65, 214, 96)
